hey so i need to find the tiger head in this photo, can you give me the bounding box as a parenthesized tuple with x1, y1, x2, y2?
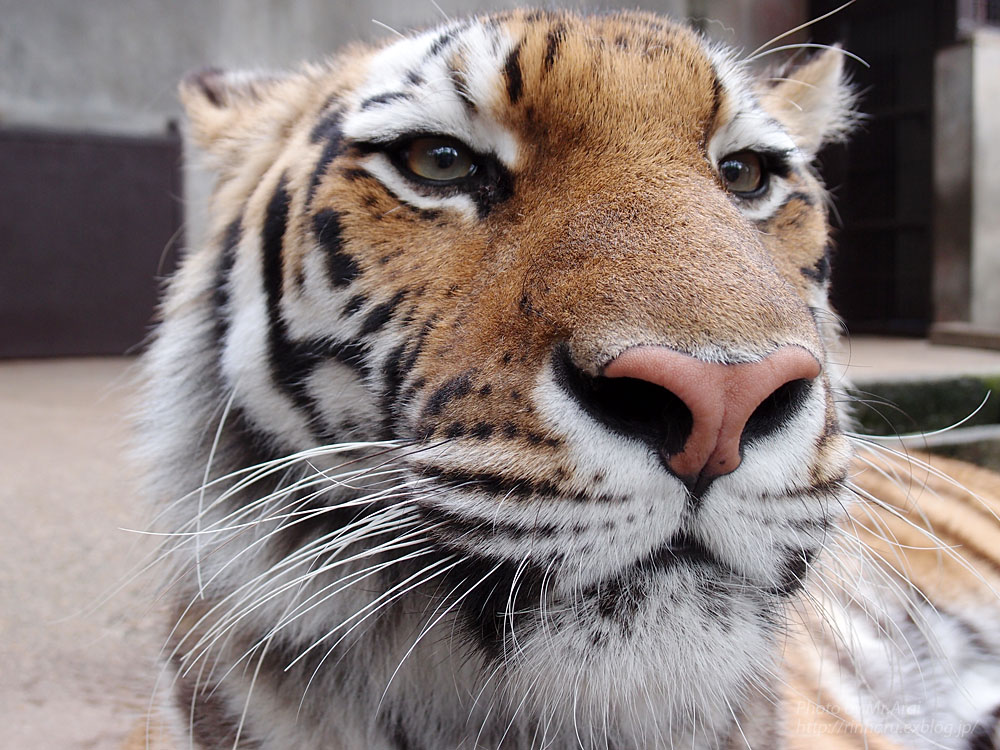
(146, 9, 857, 748)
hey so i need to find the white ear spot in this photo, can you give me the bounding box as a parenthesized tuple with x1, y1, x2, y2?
(758, 47, 858, 156)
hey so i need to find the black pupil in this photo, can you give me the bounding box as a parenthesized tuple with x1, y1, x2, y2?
(431, 145, 459, 170)
(722, 161, 746, 184)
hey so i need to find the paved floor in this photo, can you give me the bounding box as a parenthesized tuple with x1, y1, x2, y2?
(836, 336, 1000, 383)
(3, 337, 1000, 749)
(0, 358, 165, 750)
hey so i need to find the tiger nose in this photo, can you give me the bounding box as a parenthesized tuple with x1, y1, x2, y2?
(602, 346, 821, 488)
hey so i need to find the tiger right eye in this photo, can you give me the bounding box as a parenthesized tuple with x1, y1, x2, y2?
(719, 151, 766, 196)
(404, 137, 476, 183)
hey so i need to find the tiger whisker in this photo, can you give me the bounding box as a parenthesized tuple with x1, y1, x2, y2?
(746, 43, 870, 68)
(746, 0, 858, 59)
(376, 557, 508, 712)
(165, 507, 427, 675)
(196, 387, 240, 597)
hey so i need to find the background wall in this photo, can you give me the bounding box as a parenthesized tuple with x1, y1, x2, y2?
(4, 0, 773, 138)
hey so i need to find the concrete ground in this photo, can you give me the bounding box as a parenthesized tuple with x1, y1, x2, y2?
(835, 336, 1000, 383)
(3, 337, 1000, 749)
(0, 357, 165, 750)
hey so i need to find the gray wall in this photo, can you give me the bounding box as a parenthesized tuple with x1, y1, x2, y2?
(970, 30, 1000, 330)
(933, 27, 1000, 337)
(1, 0, 806, 139)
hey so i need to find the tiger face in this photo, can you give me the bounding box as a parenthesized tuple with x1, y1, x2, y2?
(146, 9, 858, 748)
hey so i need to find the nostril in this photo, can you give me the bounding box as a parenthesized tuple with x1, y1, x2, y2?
(552, 346, 693, 459)
(559, 343, 821, 494)
(742, 378, 814, 448)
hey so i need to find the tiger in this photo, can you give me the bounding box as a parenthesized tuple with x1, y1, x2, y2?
(134, 8, 1000, 750)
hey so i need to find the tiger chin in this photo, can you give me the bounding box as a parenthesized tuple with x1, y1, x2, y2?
(135, 8, 1000, 750)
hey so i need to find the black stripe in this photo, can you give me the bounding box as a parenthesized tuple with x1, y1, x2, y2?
(262, 177, 316, 404)
(261, 179, 291, 310)
(504, 42, 524, 104)
(212, 216, 242, 345)
(967, 702, 1000, 750)
(584, 534, 723, 629)
(419, 502, 558, 542)
(771, 548, 815, 597)
(441, 548, 547, 659)
(801, 244, 832, 283)
(309, 99, 341, 143)
(344, 293, 368, 316)
(263, 177, 355, 434)
(967, 723, 996, 750)
(426, 29, 455, 59)
(184, 67, 226, 108)
(417, 465, 548, 498)
(313, 338, 372, 379)
(543, 23, 566, 71)
(359, 289, 407, 336)
(379, 342, 408, 440)
(446, 62, 477, 113)
(414, 465, 611, 504)
(312, 210, 360, 287)
(382, 314, 435, 437)
(207, 214, 287, 460)
(308, 109, 345, 201)
(385, 716, 426, 750)
(399, 317, 435, 403)
(422, 371, 474, 417)
(172, 656, 263, 749)
(360, 91, 411, 110)
(341, 167, 372, 182)
(784, 190, 816, 207)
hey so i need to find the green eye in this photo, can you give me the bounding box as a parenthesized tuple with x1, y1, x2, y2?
(404, 137, 476, 183)
(719, 151, 765, 195)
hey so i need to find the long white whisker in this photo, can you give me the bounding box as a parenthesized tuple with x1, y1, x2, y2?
(197, 387, 239, 598)
(746, 43, 870, 68)
(747, 0, 858, 59)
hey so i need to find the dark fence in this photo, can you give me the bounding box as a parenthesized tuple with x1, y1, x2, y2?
(0, 129, 182, 357)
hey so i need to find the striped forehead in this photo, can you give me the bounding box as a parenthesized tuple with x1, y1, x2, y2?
(342, 20, 521, 166)
(341, 15, 804, 178)
(707, 48, 802, 167)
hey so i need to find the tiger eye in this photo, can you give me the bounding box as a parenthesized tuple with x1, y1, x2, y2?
(719, 151, 765, 195)
(405, 137, 476, 182)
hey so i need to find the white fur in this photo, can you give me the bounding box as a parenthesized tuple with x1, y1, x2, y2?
(344, 23, 520, 167)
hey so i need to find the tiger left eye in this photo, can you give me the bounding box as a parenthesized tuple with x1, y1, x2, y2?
(404, 137, 476, 183)
(719, 151, 765, 195)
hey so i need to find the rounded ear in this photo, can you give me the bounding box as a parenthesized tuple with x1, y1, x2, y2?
(178, 67, 288, 152)
(758, 47, 858, 157)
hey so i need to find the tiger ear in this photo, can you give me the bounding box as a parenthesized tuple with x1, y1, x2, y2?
(758, 47, 857, 157)
(179, 68, 288, 151)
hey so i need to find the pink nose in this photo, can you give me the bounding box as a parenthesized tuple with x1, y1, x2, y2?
(602, 346, 821, 484)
